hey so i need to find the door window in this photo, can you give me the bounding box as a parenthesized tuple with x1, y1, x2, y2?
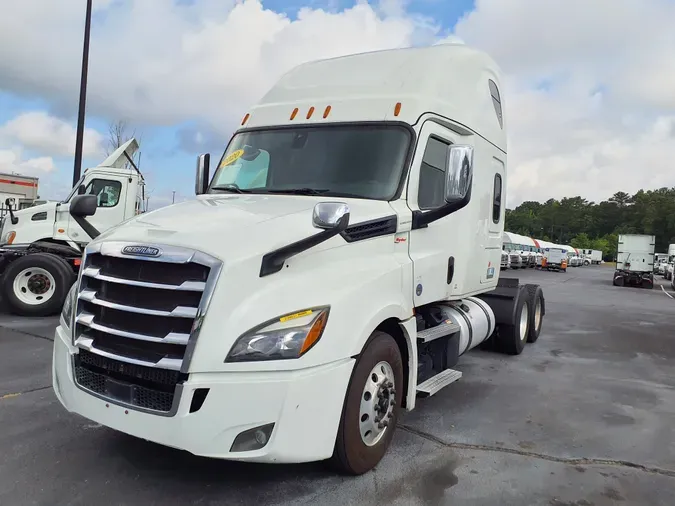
(418, 136, 451, 210)
(83, 179, 122, 207)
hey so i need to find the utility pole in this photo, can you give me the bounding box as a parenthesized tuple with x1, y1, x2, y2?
(172, 191, 176, 204)
(72, 0, 93, 187)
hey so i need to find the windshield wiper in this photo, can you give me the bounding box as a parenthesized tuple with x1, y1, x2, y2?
(211, 184, 255, 194)
(266, 188, 331, 196)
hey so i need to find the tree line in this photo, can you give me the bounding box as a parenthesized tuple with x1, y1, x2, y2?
(505, 188, 675, 260)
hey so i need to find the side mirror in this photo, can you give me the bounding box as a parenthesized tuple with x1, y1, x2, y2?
(312, 202, 350, 231)
(70, 194, 98, 217)
(195, 153, 211, 195)
(444, 144, 473, 204)
(78, 184, 86, 195)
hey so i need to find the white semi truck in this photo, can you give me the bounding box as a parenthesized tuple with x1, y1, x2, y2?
(52, 44, 546, 475)
(588, 249, 602, 265)
(665, 244, 675, 281)
(0, 140, 146, 316)
(614, 234, 655, 288)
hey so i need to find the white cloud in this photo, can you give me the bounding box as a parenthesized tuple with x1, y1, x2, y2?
(453, 0, 675, 206)
(0, 111, 104, 158)
(0, 0, 437, 131)
(0, 0, 674, 208)
(0, 147, 56, 177)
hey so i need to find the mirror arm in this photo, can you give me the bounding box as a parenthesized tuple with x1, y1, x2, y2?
(410, 188, 473, 230)
(72, 215, 100, 240)
(259, 215, 349, 277)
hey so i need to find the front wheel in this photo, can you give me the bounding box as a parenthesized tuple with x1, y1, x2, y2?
(331, 331, 403, 475)
(2, 253, 75, 316)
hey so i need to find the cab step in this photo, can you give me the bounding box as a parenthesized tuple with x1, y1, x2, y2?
(416, 369, 462, 397)
(417, 319, 460, 343)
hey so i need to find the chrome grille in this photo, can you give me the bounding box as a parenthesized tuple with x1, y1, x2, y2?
(72, 241, 222, 415)
(501, 253, 508, 262)
(509, 254, 520, 263)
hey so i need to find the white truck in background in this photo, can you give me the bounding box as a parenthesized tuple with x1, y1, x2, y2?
(500, 248, 511, 269)
(664, 244, 675, 281)
(542, 247, 567, 272)
(0, 140, 146, 315)
(588, 249, 602, 265)
(52, 44, 547, 476)
(613, 234, 655, 288)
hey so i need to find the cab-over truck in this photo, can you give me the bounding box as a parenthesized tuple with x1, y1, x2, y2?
(52, 44, 546, 475)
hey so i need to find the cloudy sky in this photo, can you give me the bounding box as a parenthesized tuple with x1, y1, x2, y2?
(1, 0, 674, 209)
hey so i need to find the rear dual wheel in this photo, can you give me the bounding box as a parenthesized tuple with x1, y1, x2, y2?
(525, 285, 544, 343)
(497, 287, 531, 355)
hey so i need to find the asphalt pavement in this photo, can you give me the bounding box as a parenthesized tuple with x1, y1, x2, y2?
(1, 266, 674, 505)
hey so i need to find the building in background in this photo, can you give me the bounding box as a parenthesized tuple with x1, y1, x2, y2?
(0, 172, 39, 210)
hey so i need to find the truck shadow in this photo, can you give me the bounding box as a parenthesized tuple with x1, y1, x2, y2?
(105, 431, 339, 502)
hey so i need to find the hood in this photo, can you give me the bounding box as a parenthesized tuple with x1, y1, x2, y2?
(94, 194, 396, 262)
(12, 201, 58, 218)
(0, 201, 60, 246)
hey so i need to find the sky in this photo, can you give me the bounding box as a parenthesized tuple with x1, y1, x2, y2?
(1, 0, 674, 210)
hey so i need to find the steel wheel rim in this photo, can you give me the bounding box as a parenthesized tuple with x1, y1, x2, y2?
(519, 303, 529, 341)
(12, 267, 56, 305)
(359, 361, 396, 447)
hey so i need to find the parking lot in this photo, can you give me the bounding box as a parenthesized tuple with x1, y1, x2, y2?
(1, 265, 674, 505)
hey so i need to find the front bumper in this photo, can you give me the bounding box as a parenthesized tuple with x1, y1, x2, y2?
(52, 325, 355, 463)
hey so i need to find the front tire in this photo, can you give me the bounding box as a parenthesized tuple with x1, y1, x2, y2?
(331, 331, 403, 475)
(2, 253, 75, 316)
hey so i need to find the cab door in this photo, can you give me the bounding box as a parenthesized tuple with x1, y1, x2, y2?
(406, 120, 474, 306)
(67, 172, 128, 243)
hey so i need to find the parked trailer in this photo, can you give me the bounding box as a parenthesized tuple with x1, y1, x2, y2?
(614, 234, 655, 289)
(52, 44, 547, 476)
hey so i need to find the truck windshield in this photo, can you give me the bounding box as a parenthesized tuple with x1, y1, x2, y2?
(208, 124, 411, 200)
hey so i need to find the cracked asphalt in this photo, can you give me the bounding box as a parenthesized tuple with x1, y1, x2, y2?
(1, 266, 674, 505)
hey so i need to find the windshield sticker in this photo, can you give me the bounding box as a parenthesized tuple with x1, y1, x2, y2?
(220, 149, 244, 168)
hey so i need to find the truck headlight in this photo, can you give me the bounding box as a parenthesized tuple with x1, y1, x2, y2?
(60, 283, 78, 332)
(226, 307, 329, 362)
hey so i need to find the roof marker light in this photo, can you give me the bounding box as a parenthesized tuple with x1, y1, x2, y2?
(241, 113, 250, 126)
(394, 102, 402, 116)
(323, 105, 331, 118)
(306, 106, 315, 119)
(290, 108, 299, 120)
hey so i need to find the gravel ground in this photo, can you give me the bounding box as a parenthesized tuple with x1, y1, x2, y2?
(1, 265, 674, 505)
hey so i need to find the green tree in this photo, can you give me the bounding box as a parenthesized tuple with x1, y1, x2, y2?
(505, 187, 675, 255)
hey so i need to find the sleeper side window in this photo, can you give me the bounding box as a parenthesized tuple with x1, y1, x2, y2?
(492, 173, 502, 223)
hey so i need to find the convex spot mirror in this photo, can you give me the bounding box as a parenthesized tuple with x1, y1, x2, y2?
(445, 144, 473, 204)
(312, 202, 350, 231)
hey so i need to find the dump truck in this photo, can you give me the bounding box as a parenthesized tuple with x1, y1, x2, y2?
(0, 140, 146, 315)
